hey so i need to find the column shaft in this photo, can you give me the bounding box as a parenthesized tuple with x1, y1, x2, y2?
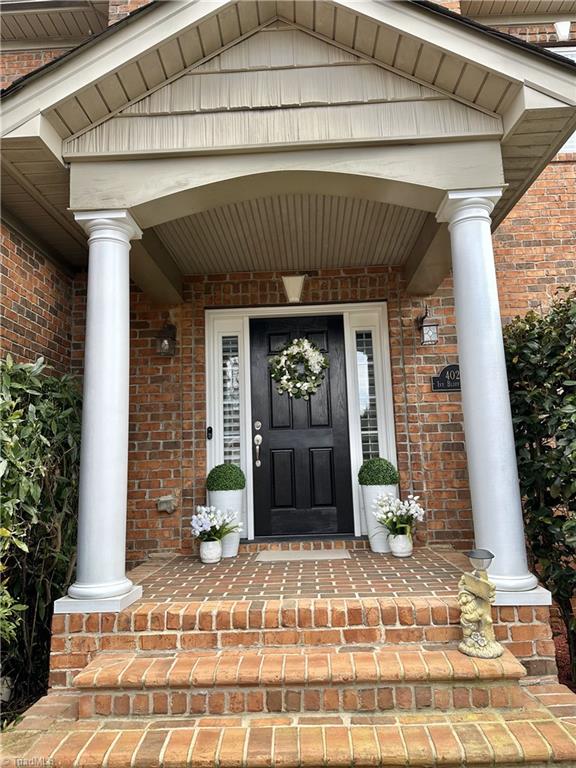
(68, 211, 142, 601)
(438, 190, 537, 592)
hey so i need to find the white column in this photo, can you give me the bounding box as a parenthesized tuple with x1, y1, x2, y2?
(56, 211, 143, 613)
(437, 190, 538, 593)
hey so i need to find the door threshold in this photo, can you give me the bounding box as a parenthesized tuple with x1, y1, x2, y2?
(247, 534, 366, 543)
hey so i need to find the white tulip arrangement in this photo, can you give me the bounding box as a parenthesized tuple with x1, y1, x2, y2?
(373, 494, 425, 540)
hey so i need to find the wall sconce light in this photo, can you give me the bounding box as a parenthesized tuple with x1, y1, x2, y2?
(416, 305, 439, 346)
(282, 275, 306, 304)
(157, 323, 177, 356)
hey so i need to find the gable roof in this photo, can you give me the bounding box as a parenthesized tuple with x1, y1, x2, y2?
(62, 23, 503, 158)
(1, 0, 575, 272)
(2, 0, 575, 101)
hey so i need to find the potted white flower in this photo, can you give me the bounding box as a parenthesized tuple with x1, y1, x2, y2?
(373, 494, 425, 557)
(190, 506, 240, 563)
(206, 464, 245, 557)
(358, 458, 399, 553)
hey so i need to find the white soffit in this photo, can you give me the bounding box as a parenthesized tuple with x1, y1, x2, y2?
(461, 0, 576, 17)
(153, 193, 429, 275)
(0, 1, 109, 46)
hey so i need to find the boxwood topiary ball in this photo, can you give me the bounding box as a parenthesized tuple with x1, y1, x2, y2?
(206, 463, 246, 491)
(358, 458, 399, 486)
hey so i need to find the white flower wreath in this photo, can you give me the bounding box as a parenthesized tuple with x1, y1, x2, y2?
(270, 338, 329, 400)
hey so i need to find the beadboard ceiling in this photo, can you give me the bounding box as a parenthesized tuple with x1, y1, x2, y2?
(154, 194, 428, 274)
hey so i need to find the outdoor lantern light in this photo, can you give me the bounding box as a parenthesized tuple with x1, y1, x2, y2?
(282, 274, 306, 303)
(417, 305, 439, 346)
(157, 323, 177, 356)
(464, 549, 495, 575)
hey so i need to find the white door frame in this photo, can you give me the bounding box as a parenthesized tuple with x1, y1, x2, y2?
(205, 302, 397, 539)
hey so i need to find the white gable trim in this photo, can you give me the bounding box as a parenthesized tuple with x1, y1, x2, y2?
(3, 0, 575, 141)
(1, 0, 233, 135)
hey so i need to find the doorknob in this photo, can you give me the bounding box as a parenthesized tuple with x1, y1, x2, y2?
(254, 434, 262, 467)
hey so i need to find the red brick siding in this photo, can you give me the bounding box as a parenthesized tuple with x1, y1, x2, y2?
(493, 23, 576, 44)
(494, 157, 576, 319)
(0, 48, 67, 90)
(72, 268, 471, 564)
(108, 0, 153, 25)
(0, 223, 73, 374)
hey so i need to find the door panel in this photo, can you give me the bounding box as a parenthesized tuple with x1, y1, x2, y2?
(250, 315, 354, 537)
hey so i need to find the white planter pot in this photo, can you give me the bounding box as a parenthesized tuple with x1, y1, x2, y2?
(389, 534, 413, 558)
(208, 489, 243, 519)
(199, 540, 222, 564)
(221, 530, 241, 558)
(208, 489, 243, 556)
(360, 484, 397, 553)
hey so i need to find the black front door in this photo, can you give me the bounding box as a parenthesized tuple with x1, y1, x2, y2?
(250, 315, 354, 537)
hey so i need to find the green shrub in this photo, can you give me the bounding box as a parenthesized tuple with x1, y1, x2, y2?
(206, 463, 246, 491)
(504, 290, 576, 682)
(358, 458, 399, 486)
(0, 356, 81, 725)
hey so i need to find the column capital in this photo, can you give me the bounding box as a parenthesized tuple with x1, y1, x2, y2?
(74, 210, 142, 243)
(436, 188, 503, 227)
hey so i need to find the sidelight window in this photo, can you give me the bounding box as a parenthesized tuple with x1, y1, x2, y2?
(222, 335, 241, 464)
(355, 330, 380, 460)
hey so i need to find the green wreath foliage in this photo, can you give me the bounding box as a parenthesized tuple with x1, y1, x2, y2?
(270, 338, 328, 400)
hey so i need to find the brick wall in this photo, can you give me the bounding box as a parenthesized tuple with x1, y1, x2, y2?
(0, 223, 73, 374)
(494, 156, 576, 318)
(494, 23, 575, 44)
(108, 0, 153, 25)
(0, 48, 67, 90)
(71, 268, 470, 563)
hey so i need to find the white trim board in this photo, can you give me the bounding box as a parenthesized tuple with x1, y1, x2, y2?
(205, 302, 397, 541)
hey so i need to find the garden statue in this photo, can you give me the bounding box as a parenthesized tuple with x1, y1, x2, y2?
(458, 549, 503, 659)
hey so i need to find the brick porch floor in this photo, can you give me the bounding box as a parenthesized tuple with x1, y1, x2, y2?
(129, 545, 469, 602)
(3, 544, 575, 767)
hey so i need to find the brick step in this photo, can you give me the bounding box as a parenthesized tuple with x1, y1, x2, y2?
(50, 598, 556, 690)
(59, 597, 463, 649)
(73, 647, 526, 718)
(7, 705, 576, 766)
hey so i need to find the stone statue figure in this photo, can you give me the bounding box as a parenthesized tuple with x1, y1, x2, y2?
(458, 550, 504, 659)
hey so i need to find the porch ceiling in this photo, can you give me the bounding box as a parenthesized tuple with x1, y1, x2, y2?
(154, 194, 429, 275)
